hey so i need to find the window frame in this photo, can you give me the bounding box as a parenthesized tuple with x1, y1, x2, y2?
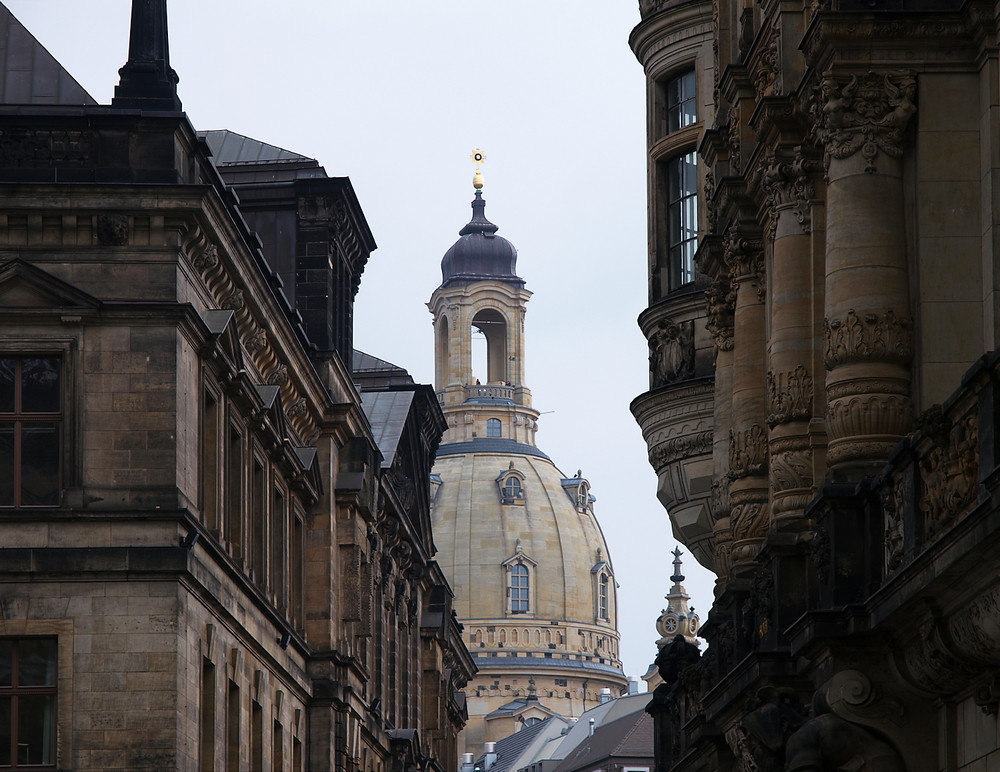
(666, 150, 699, 290)
(0, 636, 59, 770)
(502, 550, 537, 618)
(0, 348, 73, 510)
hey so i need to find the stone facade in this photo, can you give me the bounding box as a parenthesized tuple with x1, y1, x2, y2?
(0, 3, 473, 771)
(428, 190, 627, 758)
(631, 0, 1000, 769)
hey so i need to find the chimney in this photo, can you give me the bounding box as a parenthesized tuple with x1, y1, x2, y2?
(599, 688, 612, 704)
(113, 0, 182, 110)
(461, 754, 476, 772)
(484, 742, 498, 771)
(588, 718, 596, 737)
(627, 676, 641, 695)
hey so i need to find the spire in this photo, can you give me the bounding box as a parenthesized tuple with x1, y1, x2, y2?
(112, 0, 182, 111)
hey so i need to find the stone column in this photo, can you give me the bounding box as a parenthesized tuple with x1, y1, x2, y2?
(763, 153, 820, 525)
(818, 71, 917, 481)
(707, 275, 736, 585)
(725, 229, 769, 576)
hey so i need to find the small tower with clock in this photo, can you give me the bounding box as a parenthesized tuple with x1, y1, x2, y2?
(642, 547, 700, 688)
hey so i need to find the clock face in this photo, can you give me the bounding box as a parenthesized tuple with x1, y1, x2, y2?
(664, 616, 678, 633)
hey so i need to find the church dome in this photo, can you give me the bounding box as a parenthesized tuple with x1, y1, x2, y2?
(440, 191, 523, 288)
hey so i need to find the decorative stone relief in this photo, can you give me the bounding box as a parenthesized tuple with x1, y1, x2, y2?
(704, 170, 717, 231)
(729, 424, 768, 479)
(824, 309, 913, 369)
(649, 431, 714, 470)
(650, 319, 695, 387)
(880, 478, 905, 573)
(770, 450, 812, 493)
(730, 501, 766, 547)
(706, 276, 735, 353)
(221, 288, 245, 311)
(96, 214, 129, 246)
(919, 414, 978, 540)
(245, 329, 267, 355)
(816, 71, 916, 174)
(193, 243, 219, 272)
(762, 156, 815, 234)
(766, 365, 813, 427)
(286, 398, 307, 419)
(266, 364, 288, 386)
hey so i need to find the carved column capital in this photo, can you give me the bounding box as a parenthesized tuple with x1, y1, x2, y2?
(815, 71, 917, 174)
(762, 154, 818, 233)
(723, 227, 764, 284)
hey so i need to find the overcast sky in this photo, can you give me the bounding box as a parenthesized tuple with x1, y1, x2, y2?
(8, 0, 719, 682)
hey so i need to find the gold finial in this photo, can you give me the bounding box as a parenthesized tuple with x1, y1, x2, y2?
(470, 148, 486, 190)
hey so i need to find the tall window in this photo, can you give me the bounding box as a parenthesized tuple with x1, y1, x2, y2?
(0, 357, 61, 507)
(599, 574, 609, 621)
(486, 418, 501, 438)
(0, 638, 57, 768)
(667, 69, 696, 133)
(509, 563, 529, 614)
(667, 151, 698, 288)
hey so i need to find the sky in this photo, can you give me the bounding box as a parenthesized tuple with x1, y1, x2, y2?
(8, 0, 719, 681)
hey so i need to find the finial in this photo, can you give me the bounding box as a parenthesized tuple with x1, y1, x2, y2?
(471, 148, 486, 191)
(113, 0, 182, 111)
(671, 547, 685, 584)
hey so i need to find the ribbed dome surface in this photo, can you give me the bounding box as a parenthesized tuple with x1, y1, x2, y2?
(431, 450, 614, 633)
(440, 192, 523, 288)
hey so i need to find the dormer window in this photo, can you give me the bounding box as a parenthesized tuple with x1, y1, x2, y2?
(497, 464, 526, 505)
(503, 544, 537, 617)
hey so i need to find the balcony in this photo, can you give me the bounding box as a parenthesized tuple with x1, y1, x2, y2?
(466, 384, 514, 402)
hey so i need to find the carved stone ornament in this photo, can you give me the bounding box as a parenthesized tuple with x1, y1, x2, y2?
(881, 477, 905, 573)
(824, 308, 913, 370)
(704, 170, 717, 231)
(762, 156, 815, 234)
(96, 214, 129, 246)
(244, 328, 267, 355)
(728, 113, 742, 175)
(752, 35, 778, 99)
(650, 319, 695, 387)
(649, 431, 714, 470)
(265, 364, 288, 385)
(706, 276, 736, 352)
(919, 413, 978, 540)
(286, 398, 307, 419)
(221, 288, 245, 311)
(729, 424, 768, 479)
(723, 228, 764, 296)
(770, 450, 812, 494)
(193, 243, 219, 272)
(766, 365, 812, 427)
(816, 71, 916, 174)
(730, 501, 766, 543)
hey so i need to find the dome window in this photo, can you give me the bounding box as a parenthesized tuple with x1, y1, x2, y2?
(496, 464, 526, 505)
(502, 543, 537, 617)
(592, 551, 615, 625)
(487, 418, 502, 438)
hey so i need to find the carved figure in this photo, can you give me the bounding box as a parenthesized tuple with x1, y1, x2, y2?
(650, 319, 695, 386)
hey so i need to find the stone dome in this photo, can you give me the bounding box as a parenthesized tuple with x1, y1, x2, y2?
(440, 191, 523, 288)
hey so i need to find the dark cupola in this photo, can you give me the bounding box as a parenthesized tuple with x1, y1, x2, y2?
(112, 0, 182, 111)
(440, 187, 523, 289)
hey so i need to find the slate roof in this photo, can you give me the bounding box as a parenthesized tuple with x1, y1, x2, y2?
(545, 693, 650, 762)
(201, 129, 315, 166)
(474, 717, 567, 772)
(353, 350, 416, 389)
(436, 438, 551, 461)
(0, 3, 95, 105)
(361, 389, 415, 468)
(550, 711, 653, 772)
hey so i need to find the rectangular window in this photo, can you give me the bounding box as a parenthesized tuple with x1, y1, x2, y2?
(226, 680, 240, 772)
(270, 486, 286, 610)
(290, 508, 304, 631)
(667, 151, 699, 288)
(226, 425, 244, 561)
(0, 358, 62, 508)
(200, 658, 216, 772)
(292, 736, 302, 772)
(250, 456, 266, 586)
(0, 638, 57, 768)
(509, 564, 529, 614)
(667, 70, 696, 133)
(202, 388, 220, 532)
(272, 719, 284, 772)
(250, 700, 263, 772)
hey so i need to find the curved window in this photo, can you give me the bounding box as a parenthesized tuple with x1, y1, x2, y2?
(667, 69, 697, 133)
(510, 563, 529, 614)
(667, 151, 698, 288)
(487, 418, 501, 438)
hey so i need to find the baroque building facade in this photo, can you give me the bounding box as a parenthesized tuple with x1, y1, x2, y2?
(428, 179, 628, 757)
(0, 2, 473, 771)
(630, 0, 1000, 769)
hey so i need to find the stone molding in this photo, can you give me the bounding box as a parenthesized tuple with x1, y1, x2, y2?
(824, 309, 913, 370)
(815, 71, 916, 174)
(649, 431, 714, 470)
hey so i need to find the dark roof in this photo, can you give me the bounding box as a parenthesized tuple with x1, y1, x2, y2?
(202, 129, 316, 166)
(436, 439, 551, 461)
(440, 192, 523, 289)
(361, 390, 416, 468)
(0, 4, 95, 105)
(486, 697, 549, 719)
(353, 351, 417, 389)
(471, 655, 623, 678)
(475, 716, 561, 772)
(551, 711, 653, 772)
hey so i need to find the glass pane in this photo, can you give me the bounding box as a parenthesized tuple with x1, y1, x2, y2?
(20, 424, 60, 506)
(0, 424, 13, 506)
(21, 359, 60, 413)
(0, 696, 9, 766)
(17, 639, 56, 686)
(0, 360, 14, 413)
(0, 640, 12, 686)
(18, 694, 55, 766)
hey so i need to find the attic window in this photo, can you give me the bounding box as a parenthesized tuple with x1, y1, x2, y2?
(497, 465, 526, 505)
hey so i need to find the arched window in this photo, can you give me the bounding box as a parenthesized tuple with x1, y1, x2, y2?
(487, 418, 501, 437)
(509, 563, 529, 614)
(599, 574, 609, 621)
(503, 476, 521, 500)
(497, 467, 526, 505)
